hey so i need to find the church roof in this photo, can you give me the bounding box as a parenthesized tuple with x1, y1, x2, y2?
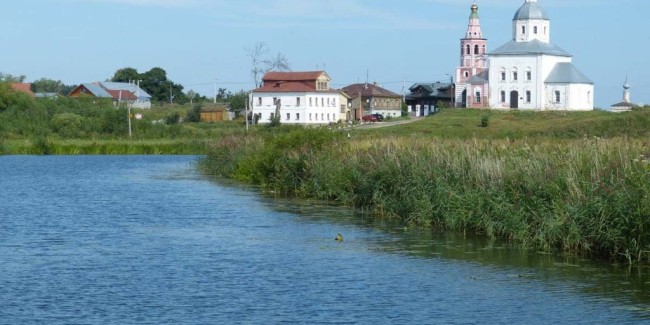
(545, 63, 593, 84)
(513, 0, 550, 20)
(490, 40, 571, 57)
(468, 70, 489, 85)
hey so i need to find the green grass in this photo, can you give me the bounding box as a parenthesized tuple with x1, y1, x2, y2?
(356, 109, 650, 139)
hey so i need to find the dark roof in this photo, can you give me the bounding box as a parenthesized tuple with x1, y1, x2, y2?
(342, 83, 401, 98)
(106, 89, 138, 101)
(545, 63, 593, 84)
(611, 102, 636, 108)
(490, 40, 571, 57)
(406, 82, 452, 100)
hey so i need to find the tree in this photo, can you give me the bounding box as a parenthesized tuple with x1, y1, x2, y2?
(0, 73, 26, 83)
(247, 42, 290, 88)
(111, 68, 140, 83)
(227, 90, 248, 111)
(31, 78, 76, 95)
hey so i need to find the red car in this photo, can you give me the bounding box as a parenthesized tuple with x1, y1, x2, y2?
(362, 114, 377, 122)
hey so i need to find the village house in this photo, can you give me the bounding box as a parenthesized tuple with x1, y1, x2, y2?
(250, 71, 345, 125)
(69, 81, 152, 109)
(406, 82, 453, 116)
(342, 83, 402, 119)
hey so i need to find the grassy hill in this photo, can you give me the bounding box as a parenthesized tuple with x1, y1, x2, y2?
(357, 108, 650, 139)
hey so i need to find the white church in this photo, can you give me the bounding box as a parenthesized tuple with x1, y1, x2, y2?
(456, 0, 594, 111)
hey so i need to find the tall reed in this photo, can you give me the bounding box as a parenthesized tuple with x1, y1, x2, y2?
(201, 128, 650, 264)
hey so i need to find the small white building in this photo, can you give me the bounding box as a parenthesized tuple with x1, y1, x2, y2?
(487, 0, 594, 111)
(250, 71, 343, 125)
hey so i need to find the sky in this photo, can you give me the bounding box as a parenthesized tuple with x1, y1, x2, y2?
(1, 0, 647, 108)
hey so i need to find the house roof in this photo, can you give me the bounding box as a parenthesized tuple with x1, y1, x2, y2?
(611, 102, 636, 108)
(545, 63, 593, 84)
(342, 83, 401, 98)
(468, 70, 490, 85)
(75, 83, 113, 98)
(490, 40, 571, 57)
(101, 82, 152, 99)
(35, 92, 61, 98)
(406, 82, 452, 100)
(10, 83, 34, 96)
(106, 89, 138, 101)
(263, 71, 327, 82)
(252, 71, 336, 93)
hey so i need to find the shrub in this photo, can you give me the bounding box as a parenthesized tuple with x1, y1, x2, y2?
(165, 112, 180, 125)
(480, 115, 489, 127)
(52, 113, 84, 138)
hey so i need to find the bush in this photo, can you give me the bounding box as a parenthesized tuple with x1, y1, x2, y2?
(52, 113, 84, 138)
(480, 115, 489, 127)
(165, 112, 180, 125)
(185, 104, 202, 123)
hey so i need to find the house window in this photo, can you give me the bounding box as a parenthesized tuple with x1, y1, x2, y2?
(475, 91, 481, 103)
(327, 113, 330, 121)
(555, 90, 561, 103)
(296, 113, 300, 120)
(317, 81, 328, 90)
(321, 113, 324, 120)
(297, 97, 301, 106)
(257, 97, 262, 106)
(315, 114, 318, 121)
(500, 91, 506, 103)
(270, 113, 274, 120)
(526, 91, 531, 103)
(309, 98, 313, 106)
(321, 98, 324, 107)
(286, 113, 290, 121)
(315, 98, 319, 107)
(309, 113, 312, 121)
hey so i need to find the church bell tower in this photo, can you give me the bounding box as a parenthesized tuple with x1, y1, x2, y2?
(455, 2, 488, 107)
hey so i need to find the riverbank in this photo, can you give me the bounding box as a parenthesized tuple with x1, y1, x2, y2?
(200, 109, 650, 264)
(0, 138, 210, 155)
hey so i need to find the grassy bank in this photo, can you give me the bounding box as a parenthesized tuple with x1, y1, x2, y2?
(200, 109, 650, 264)
(1, 138, 210, 155)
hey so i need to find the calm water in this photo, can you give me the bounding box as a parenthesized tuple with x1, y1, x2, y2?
(1, 155, 649, 324)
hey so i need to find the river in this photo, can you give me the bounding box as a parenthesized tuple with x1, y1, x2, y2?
(1, 155, 649, 324)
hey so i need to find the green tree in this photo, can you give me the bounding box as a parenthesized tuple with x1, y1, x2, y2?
(0, 73, 26, 83)
(227, 90, 248, 111)
(111, 67, 140, 83)
(31, 78, 76, 95)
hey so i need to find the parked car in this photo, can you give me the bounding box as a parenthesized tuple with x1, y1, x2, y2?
(361, 114, 377, 122)
(372, 113, 384, 122)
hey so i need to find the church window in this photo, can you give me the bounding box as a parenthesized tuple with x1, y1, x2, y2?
(475, 91, 481, 103)
(464, 71, 469, 78)
(526, 69, 532, 81)
(466, 44, 470, 55)
(512, 69, 518, 81)
(500, 91, 506, 103)
(482, 45, 486, 54)
(555, 91, 561, 103)
(544, 26, 547, 35)
(522, 26, 526, 34)
(500, 68, 506, 82)
(534, 26, 538, 34)
(526, 91, 531, 103)
(474, 45, 479, 55)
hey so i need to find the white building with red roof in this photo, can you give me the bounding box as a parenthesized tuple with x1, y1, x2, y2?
(250, 71, 344, 125)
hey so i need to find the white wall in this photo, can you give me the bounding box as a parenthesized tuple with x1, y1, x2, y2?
(250, 92, 341, 124)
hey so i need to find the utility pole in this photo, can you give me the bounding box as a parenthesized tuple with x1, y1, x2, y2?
(245, 98, 249, 132)
(214, 79, 217, 104)
(169, 84, 173, 104)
